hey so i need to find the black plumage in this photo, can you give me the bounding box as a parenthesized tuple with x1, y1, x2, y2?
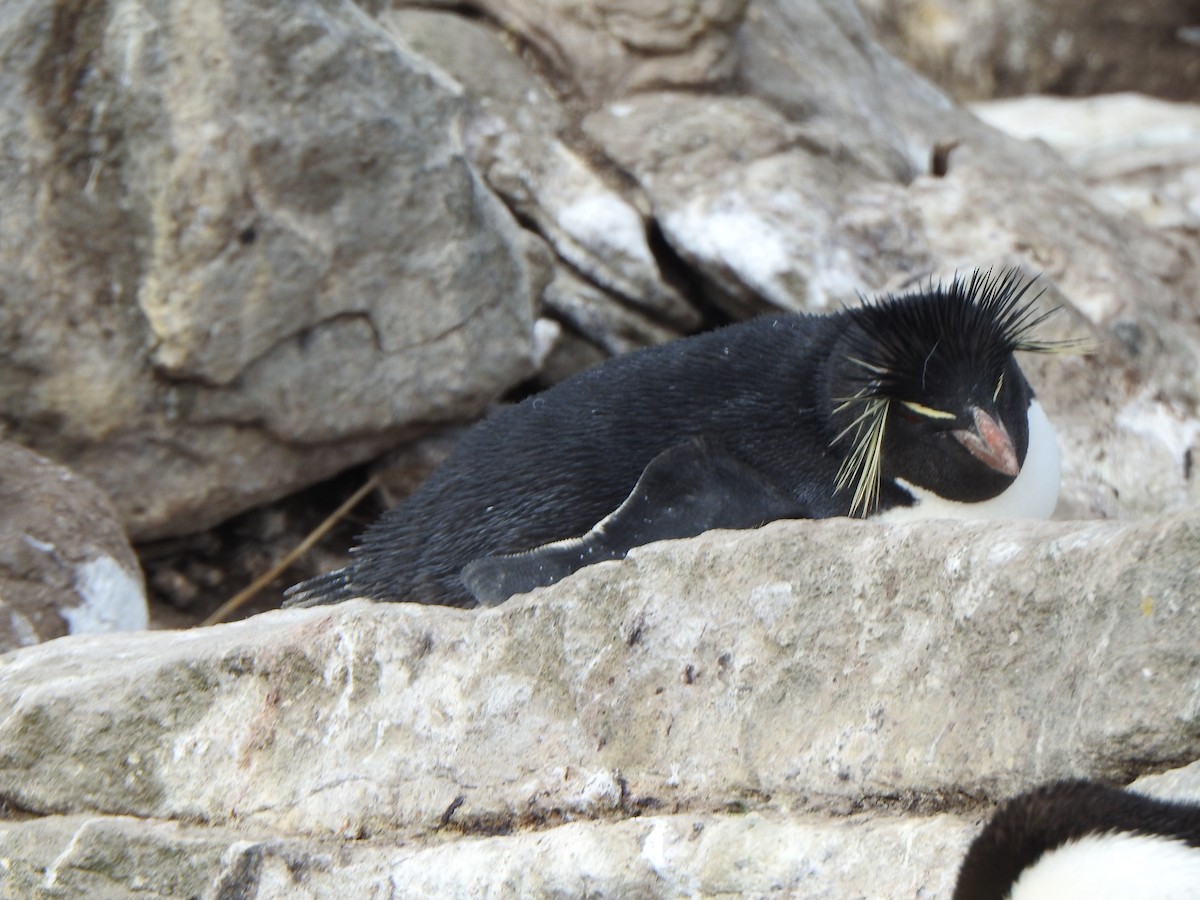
(953, 779, 1200, 900)
(286, 268, 1066, 609)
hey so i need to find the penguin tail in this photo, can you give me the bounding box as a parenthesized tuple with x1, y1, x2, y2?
(282, 567, 357, 608)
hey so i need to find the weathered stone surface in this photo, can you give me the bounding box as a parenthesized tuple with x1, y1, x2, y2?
(1132, 759, 1200, 806)
(1, 515, 1196, 833)
(583, 3, 1188, 324)
(0, 815, 245, 899)
(464, 0, 748, 100)
(0, 0, 539, 539)
(0, 808, 972, 899)
(587, 92, 863, 319)
(972, 92, 1200, 231)
(0, 442, 146, 652)
(0, 514, 1197, 895)
(860, 0, 1200, 102)
(383, 8, 700, 344)
(1, 769, 1195, 898)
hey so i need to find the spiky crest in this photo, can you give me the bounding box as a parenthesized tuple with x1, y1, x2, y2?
(832, 268, 1077, 517)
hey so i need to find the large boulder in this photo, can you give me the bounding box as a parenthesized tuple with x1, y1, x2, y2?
(859, 0, 1200, 102)
(382, 7, 700, 354)
(0, 514, 1196, 894)
(0, 0, 540, 539)
(0, 808, 975, 898)
(972, 92, 1200, 231)
(0, 441, 146, 652)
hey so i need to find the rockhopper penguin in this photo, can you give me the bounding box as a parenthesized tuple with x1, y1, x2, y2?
(953, 779, 1200, 900)
(286, 268, 1068, 609)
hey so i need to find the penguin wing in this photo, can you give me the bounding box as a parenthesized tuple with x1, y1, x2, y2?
(461, 438, 807, 606)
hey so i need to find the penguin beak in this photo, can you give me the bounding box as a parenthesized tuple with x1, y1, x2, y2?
(953, 407, 1020, 476)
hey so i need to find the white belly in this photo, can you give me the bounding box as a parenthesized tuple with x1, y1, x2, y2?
(876, 400, 1060, 522)
(1009, 830, 1200, 900)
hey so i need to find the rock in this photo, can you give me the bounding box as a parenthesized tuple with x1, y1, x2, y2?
(0, 0, 540, 539)
(3, 772, 1196, 898)
(0, 514, 1196, 894)
(859, 0, 1200, 102)
(0, 815, 244, 899)
(541, 266, 684, 356)
(467, 0, 748, 100)
(383, 8, 701, 341)
(0, 442, 146, 652)
(586, 92, 858, 319)
(972, 92, 1200, 231)
(1132, 759, 1200, 805)
(0, 808, 973, 898)
(580, 2, 1185, 323)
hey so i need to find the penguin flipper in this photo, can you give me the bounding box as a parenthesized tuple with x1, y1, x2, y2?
(462, 439, 804, 606)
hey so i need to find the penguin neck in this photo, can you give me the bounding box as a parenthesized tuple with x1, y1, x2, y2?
(875, 400, 1060, 522)
(1007, 830, 1200, 900)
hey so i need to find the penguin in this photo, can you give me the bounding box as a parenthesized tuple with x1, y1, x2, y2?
(953, 779, 1200, 900)
(285, 267, 1069, 609)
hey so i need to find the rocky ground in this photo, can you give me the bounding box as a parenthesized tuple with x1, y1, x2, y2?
(2, 516, 1199, 895)
(1, 0, 1198, 896)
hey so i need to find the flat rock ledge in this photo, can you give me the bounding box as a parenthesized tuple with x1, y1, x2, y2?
(1, 513, 1198, 897)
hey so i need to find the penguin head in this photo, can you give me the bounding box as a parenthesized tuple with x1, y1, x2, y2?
(829, 269, 1069, 517)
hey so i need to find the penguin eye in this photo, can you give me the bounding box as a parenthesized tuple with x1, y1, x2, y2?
(899, 400, 956, 422)
(993, 372, 1005, 402)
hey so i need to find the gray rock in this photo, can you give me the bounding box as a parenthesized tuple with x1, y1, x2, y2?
(0, 815, 244, 900)
(0, 808, 972, 899)
(541, 265, 683, 357)
(467, 0, 748, 100)
(0, 515, 1195, 893)
(586, 92, 862, 319)
(0, 442, 146, 651)
(859, 0, 1200, 102)
(972, 93, 1200, 231)
(1132, 759, 1200, 805)
(3, 767, 1197, 897)
(383, 8, 700, 340)
(0, 0, 539, 539)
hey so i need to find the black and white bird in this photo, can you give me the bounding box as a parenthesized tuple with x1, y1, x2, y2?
(953, 779, 1200, 899)
(286, 268, 1068, 609)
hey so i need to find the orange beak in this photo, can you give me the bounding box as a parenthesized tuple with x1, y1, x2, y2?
(953, 407, 1020, 476)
